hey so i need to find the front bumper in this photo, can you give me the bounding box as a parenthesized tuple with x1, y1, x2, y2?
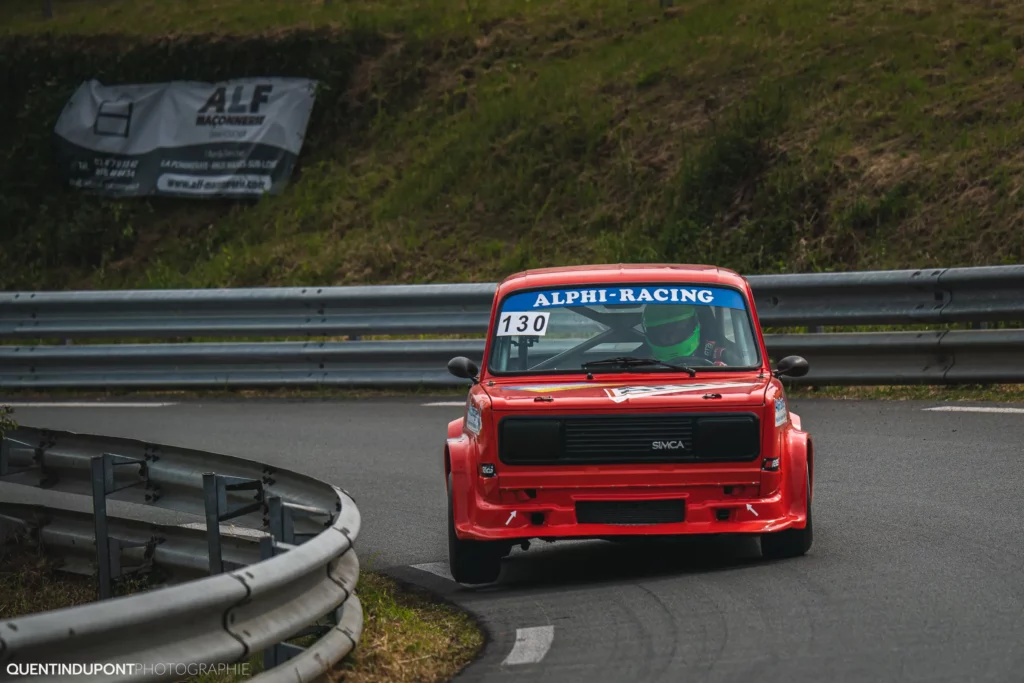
(452, 481, 805, 541)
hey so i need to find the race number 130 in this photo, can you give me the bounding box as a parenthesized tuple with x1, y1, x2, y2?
(497, 311, 550, 336)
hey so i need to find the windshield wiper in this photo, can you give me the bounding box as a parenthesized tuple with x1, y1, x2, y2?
(581, 356, 697, 377)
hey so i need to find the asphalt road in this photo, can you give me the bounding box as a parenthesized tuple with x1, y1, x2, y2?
(4, 397, 1024, 682)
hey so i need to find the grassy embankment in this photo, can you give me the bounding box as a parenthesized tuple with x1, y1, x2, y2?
(2, 0, 1023, 294)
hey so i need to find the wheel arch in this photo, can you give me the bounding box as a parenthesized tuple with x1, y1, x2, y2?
(448, 416, 465, 439)
(445, 417, 464, 481)
(783, 425, 811, 520)
(807, 435, 815, 499)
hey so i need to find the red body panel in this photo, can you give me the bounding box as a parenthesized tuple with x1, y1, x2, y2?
(444, 264, 813, 542)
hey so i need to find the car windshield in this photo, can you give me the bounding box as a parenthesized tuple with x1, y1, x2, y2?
(487, 283, 761, 375)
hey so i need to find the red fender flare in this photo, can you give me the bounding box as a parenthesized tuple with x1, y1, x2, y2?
(447, 417, 464, 440)
(445, 419, 477, 532)
(783, 427, 812, 523)
(445, 416, 465, 479)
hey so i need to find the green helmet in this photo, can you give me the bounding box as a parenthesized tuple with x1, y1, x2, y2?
(642, 304, 700, 361)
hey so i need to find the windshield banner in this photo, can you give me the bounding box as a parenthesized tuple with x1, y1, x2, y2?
(501, 286, 746, 312)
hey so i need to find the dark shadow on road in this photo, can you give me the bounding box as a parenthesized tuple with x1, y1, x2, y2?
(458, 534, 771, 598)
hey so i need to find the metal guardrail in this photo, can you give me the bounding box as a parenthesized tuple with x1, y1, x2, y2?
(0, 426, 363, 682)
(0, 283, 499, 340)
(0, 503, 265, 583)
(1, 427, 335, 534)
(0, 264, 1022, 387)
(0, 330, 1021, 387)
(2, 265, 1022, 340)
(748, 264, 1024, 326)
(0, 340, 471, 388)
(769, 329, 1024, 384)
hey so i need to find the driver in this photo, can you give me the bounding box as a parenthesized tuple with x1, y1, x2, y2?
(640, 304, 732, 366)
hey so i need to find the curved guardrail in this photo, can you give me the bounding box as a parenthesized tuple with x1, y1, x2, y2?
(0, 426, 363, 682)
(1, 426, 335, 532)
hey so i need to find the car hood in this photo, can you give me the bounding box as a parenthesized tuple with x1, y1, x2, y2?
(484, 375, 770, 411)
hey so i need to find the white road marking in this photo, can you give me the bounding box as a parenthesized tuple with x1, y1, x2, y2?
(422, 401, 466, 407)
(411, 562, 455, 581)
(502, 625, 555, 666)
(923, 406, 1024, 414)
(0, 402, 177, 408)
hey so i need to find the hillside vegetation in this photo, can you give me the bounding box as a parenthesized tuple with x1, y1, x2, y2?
(2, 0, 1023, 291)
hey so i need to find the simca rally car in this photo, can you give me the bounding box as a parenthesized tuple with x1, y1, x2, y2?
(443, 264, 813, 584)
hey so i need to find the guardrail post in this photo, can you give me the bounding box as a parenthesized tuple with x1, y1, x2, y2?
(264, 642, 306, 670)
(204, 472, 266, 574)
(262, 495, 320, 669)
(268, 496, 296, 546)
(268, 495, 283, 543)
(203, 473, 224, 574)
(91, 456, 113, 599)
(91, 453, 148, 597)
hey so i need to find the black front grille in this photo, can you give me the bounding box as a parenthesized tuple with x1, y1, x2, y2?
(576, 499, 686, 525)
(564, 415, 693, 459)
(499, 413, 760, 465)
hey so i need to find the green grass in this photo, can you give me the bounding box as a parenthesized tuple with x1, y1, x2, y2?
(1, 0, 641, 39)
(0, 405, 15, 439)
(2, 0, 1023, 293)
(330, 572, 483, 683)
(0, 537, 106, 617)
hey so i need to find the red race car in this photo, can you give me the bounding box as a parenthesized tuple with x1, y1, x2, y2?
(443, 264, 814, 584)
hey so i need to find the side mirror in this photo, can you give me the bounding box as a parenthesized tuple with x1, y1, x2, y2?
(774, 355, 809, 379)
(447, 356, 480, 384)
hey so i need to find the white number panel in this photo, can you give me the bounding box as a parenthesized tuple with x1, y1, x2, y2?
(496, 311, 551, 336)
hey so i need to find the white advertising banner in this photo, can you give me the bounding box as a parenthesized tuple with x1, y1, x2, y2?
(54, 78, 317, 198)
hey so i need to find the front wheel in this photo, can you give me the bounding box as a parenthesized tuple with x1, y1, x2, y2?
(761, 469, 813, 560)
(447, 474, 504, 584)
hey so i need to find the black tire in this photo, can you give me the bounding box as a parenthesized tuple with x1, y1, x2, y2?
(447, 474, 503, 584)
(761, 469, 813, 560)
